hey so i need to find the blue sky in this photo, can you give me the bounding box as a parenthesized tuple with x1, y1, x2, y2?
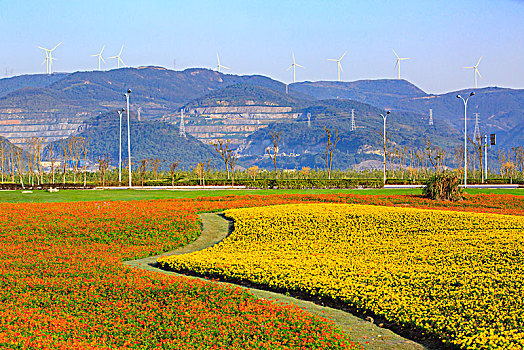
(0, 0, 522, 94)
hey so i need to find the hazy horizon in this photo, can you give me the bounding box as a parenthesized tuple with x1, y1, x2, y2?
(1, 0, 523, 94)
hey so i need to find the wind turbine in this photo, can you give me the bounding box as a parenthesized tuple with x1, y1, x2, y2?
(392, 49, 410, 80)
(216, 53, 230, 73)
(109, 45, 126, 69)
(287, 52, 304, 83)
(464, 57, 482, 88)
(327, 51, 347, 82)
(91, 45, 105, 70)
(37, 42, 61, 74)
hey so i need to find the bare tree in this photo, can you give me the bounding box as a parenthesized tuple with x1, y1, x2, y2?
(322, 127, 340, 180)
(97, 155, 110, 187)
(81, 137, 89, 187)
(193, 159, 212, 186)
(424, 137, 445, 173)
(266, 130, 281, 178)
(469, 135, 485, 182)
(0, 139, 4, 184)
(139, 159, 149, 187)
(150, 158, 162, 180)
(169, 162, 179, 187)
(46, 144, 56, 185)
(212, 139, 232, 180)
(60, 139, 69, 184)
(228, 151, 239, 186)
(14, 148, 24, 188)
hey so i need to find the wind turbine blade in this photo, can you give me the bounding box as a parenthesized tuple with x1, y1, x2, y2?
(327, 58, 337, 61)
(287, 65, 293, 71)
(464, 66, 474, 69)
(37, 46, 47, 51)
(292, 52, 295, 64)
(476, 68, 482, 78)
(340, 51, 347, 60)
(51, 42, 62, 51)
(101, 56, 106, 63)
(392, 49, 399, 59)
(222, 65, 231, 70)
(394, 59, 399, 70)
(119, 58, 125, 67)
(476, 56, 482, 66)
(296, 64, 304, 68)
(100, 45, 105, 55)
(119, 45, 124, 56)
(91, 54, 99, 57)
(403, 57, 411, 60)
(339, 63, 343, 72)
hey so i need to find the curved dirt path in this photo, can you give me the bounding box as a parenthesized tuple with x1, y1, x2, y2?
(124, 213, 427, 350)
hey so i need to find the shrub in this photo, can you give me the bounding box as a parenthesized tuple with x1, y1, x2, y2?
(422, 172, 463, 201)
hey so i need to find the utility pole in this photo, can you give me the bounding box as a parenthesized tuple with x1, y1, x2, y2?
(380, 111, 391, 186)
(124, 89, 132, 188)
(457, 92, 475, 188)
(117, 108, 125, 183)
(429, 109, 433, 126)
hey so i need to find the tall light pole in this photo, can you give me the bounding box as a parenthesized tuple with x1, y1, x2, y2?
(457, 92, 475, 187)
(380, 111, 391, 185)
(124, 89, 132, 188)
(117, 108, 125, 184)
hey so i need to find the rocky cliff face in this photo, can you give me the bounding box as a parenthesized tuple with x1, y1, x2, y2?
(166, 106, 299, 147)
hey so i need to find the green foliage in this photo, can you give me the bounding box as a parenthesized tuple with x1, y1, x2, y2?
(422, 172, 464, 201)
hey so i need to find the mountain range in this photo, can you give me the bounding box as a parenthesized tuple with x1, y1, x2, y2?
(0, 67, 521, 170)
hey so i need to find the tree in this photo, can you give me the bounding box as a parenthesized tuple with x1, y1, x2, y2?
(424, 137, 445, 174)
(97, 155, 110, 187)
(0, 139, 4, 184)
(81, 137, 89, 187)
(139, 159, 148, 187)
(169, 162, 179, 187)
(469, 135, 485, 182)
(322, 127, 339, 179)
(14, 148, 24, 188)
(212, 139, 232, 179)
(248, 165, 259, 181)
(150, 158, 162, 180)
(46, 144, 56, 185)
(193, 159, 212, 186)
(228, 151, 239, 186)
(266, 130, 281, 178)
(60, 139, 69, 184)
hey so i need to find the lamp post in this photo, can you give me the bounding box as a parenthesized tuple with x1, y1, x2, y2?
(117, 108, 125, 184)
(380, 111, 391, 185)
(456, 92, 475, 187)
(124, 89, 132, 188)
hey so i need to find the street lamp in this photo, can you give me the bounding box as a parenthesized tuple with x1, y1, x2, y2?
(117, 108, 125, 184)
(457, 92, 475, 187)
(124, 89, 132, 188)
(380, 111, 391, 185)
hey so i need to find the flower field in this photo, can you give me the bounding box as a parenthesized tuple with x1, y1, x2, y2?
(0, 198, 361, 349)
(158, 202, 524, 349)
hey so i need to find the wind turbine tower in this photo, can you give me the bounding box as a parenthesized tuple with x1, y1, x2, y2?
(350, 109, 356, 131)
(392, 49, 410, 80)
(109, 45, 126, 69)
(327, 51, 347, 82)
(287, 52, 304, 83)
(91, 45, 105, 70)
(473, 113, 480, 140)
(216, 53, 230, 73)
(464, 57, 482, 88)
(179, 109, 186, 138)
(429, 109, 434, 126)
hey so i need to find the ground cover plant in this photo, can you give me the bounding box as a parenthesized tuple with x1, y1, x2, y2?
(159, 202, 524, 349)
(1, 193, 523, 349)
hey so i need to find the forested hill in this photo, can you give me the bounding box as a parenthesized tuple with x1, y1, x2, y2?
(46, 112, 221, 170)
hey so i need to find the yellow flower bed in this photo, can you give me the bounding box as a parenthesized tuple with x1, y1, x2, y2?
(158, 204, 524, 349)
